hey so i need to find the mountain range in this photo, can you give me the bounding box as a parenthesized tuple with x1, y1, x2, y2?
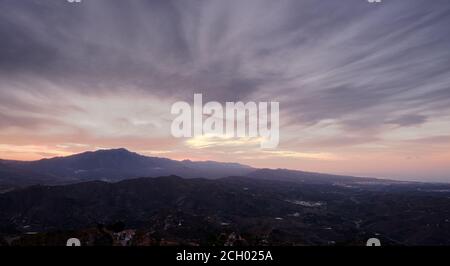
(1, 175, 449, 246)
(0, 148, 382, 191)
(1, 148, 449, 246)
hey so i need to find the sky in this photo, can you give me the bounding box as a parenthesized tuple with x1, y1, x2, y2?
(1, 0, 450, 182)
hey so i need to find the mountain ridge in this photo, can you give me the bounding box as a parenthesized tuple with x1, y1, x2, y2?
(0, 148, 391, 190)
(1, 174, 449, 245)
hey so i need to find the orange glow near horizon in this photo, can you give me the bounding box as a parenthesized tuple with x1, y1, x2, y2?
(1, 136, 450, 182)
(1, 0, 450, 183)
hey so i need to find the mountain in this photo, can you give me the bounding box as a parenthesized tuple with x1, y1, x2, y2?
(0, 160, 61, 192)
(181, 159, 252, 177)
(0, 150, 448, 246)
(0, 148, 254, 189)
(245, 168, 387, 184)
(0, 148, 390, 190)
(1, 175, 449, 245)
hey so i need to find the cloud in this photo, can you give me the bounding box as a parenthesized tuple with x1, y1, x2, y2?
(0, 144, 73, 160)
(186, 135, 264, 149)
(1, 0, 450, 179)
(386, 114, 428, 127)
(261, 150, 337, 161)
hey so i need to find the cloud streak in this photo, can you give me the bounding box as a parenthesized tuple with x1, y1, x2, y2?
(0, 0, 450, 180)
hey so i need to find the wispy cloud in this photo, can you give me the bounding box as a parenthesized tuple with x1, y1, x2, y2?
(0, 0, 450, 180)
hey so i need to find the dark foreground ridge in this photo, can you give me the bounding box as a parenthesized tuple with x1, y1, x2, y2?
(1, 175, 449, 246)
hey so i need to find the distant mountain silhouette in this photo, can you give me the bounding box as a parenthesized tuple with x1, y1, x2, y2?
(246, 168, 382, 184)
(0, 148, 253, 189)
(0, 148, 385, 190)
